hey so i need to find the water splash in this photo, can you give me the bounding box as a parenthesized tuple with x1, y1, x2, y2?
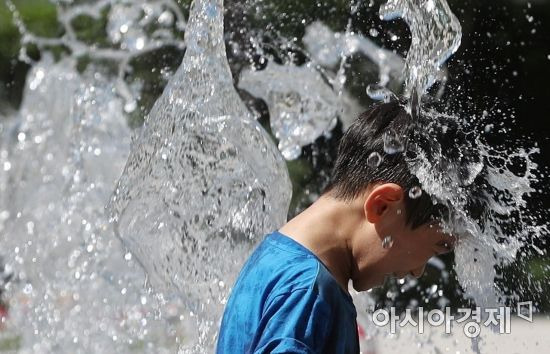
(408, 186, 423, 199)
(6, 0, 186, 113)
(108, 0, 292, 349)
(367, 0, 543, 326)
(303, 21, 405, 87)
(239, 61, 339, 160)
(406, 107, 546, 311)
(3, 56, 81, 215)
(0, 57, 190, 352)
(383, 129, 406, 154)
(379, 0, 462, 105)
(0, 113, 17, 232)
(0, 4, 192, 351)
(367, 151, 383, 168)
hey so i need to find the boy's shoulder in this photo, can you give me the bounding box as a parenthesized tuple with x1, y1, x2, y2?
(239, 231, 322, 294)
(217, 232, 359, 354)
(235, 231, 355, 311)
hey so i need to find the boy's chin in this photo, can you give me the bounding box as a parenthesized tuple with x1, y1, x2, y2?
(352, 276, 385, 292)
(370, 273, 394, 289)
(351, 279, 367, 292)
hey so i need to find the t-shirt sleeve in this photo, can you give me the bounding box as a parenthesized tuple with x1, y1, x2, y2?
(251, 288, 332, 354)
(253, 338, 314, 354)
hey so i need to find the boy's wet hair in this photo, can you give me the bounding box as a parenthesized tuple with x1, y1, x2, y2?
(324, 101, 450, 229)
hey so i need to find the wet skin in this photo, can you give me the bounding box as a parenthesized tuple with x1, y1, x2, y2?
(280, 183, 456, 293)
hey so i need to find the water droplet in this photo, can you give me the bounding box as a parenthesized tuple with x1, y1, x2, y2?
(0, 211, 9, 222)
(367, 152, 382, 168)
(124, 100, 137, 113)
(135, 37, 145, 50)
(369, 28, 379, 37)
(281, 144, 302, 160)
(23, 283, 33, 295)
(124, 252, 132, 261)
(382, 235, 394, 249)
(158, 11, 174, 26)
(383, 131, 405, 154)
(409, 186, 422, 199)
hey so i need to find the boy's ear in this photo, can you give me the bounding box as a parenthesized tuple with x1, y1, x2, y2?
(364, 183, 404, 224)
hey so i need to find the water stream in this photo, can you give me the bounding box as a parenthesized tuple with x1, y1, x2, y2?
(107, 0, 291, 350)
(0, 0, 547, 353)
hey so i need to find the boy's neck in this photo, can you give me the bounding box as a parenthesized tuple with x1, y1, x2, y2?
(279, 194, 371, 293)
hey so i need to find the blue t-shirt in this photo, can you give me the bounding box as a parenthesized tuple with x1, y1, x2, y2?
(216, 231, 359, 354)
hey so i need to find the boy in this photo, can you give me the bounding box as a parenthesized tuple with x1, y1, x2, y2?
(216, 101, 456, 353)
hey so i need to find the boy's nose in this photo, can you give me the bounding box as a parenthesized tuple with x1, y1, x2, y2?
(410, 264, 426, 278)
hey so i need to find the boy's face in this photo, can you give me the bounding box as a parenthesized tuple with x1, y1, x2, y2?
(352, 184, 456, 291)
(379, 221, 455, 285)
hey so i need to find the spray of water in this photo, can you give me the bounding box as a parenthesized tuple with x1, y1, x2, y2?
(379, 0, 461, 107)
(5, 0, 186, 113)
(238, 61, 339, 160)
(1, 0, 198, 352)
(304, 21, 406, 87)
(407, 109, 540, 305)
(108, 0, 292, 350)
(357, 2, 548, 351)
(0, 55, 197, 352)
